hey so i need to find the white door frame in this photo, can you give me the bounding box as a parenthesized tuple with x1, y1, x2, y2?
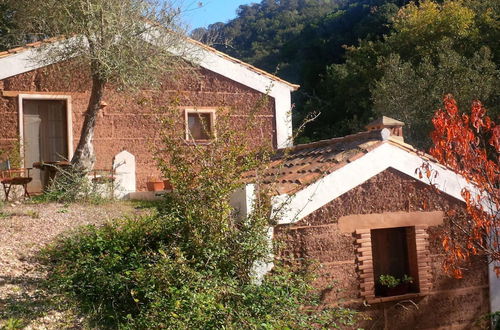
(18, 94, 73, 167)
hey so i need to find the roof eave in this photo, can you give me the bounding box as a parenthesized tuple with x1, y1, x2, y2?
(0, 36, 300, 91)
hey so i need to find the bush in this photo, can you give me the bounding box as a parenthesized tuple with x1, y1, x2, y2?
(33, 164, 112, 204)
(44, 214, 359, 329)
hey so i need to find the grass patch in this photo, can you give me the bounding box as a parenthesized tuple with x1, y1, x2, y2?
(0, 211, 11, 219)
(1, 318, 25, 330)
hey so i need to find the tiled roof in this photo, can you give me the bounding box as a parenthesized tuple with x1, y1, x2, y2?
(245, 129, 391, 195)
(0, 36, 300, 90)
(0, 37, 64, 59)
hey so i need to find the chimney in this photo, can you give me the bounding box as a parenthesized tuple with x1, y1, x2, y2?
(365, 116, 405, 142)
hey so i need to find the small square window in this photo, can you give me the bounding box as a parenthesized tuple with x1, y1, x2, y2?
(185, 110, 215, 141)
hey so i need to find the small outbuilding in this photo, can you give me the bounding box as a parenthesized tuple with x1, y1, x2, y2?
(244, 118, 497, 329)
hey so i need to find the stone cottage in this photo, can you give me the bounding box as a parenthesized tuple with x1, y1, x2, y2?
(0, 37, 298, 194)
(237, 118, 498, 329)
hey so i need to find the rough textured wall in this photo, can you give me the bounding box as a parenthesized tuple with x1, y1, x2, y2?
(275, 168, 489, 329)
(0, 61, 276, 189)
(0, 95, 18, 152)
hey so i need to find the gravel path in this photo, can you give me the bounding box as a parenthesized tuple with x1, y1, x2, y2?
(0, 201, 148, 329)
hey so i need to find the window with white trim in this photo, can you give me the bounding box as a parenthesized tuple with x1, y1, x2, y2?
(185, 109, 215, 142)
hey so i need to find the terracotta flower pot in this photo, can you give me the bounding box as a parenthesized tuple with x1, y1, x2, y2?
(163, 179, 173, 191)
(146, 180, 164, 192)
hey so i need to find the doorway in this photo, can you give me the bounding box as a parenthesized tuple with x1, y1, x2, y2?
(21, 98, 71, 192)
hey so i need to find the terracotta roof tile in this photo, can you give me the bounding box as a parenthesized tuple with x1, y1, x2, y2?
(7, 46, 25, 53)
(249, 129, 389, 195)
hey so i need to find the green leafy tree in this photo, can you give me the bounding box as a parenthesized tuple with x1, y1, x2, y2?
(373, 45, 499, 148)
(0, 2, 16, 51)
(306, 0, 499, 146)
(298, 39, 386, 142)
(7, 0, 185, 171)
(195, 0, 340, 77)
(371, 0, 500, 147)
(387, 0, 479, 60)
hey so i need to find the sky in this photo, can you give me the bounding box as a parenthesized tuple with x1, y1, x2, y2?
(181, 0, 254, 31)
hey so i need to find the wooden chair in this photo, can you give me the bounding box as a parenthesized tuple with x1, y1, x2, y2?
(0, 160, 33, 201)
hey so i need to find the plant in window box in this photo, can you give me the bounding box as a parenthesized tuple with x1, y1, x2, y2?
(378, 274, 413, 297)
(146, 176, 164, 192)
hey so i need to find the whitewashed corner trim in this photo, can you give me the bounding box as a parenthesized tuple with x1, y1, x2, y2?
(229, 184, 274, 284)
(230, 184, 256, 220)
(251, 226, 275, 284)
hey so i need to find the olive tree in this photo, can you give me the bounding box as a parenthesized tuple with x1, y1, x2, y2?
(7, 0, 187, 171)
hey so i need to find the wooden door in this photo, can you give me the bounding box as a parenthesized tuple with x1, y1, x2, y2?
(23, 100, 68, 192)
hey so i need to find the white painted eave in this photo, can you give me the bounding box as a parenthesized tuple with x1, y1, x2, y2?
(272, 142, 471, 225)
(0, 50, 51, 80)
(0, 36, 296, 148)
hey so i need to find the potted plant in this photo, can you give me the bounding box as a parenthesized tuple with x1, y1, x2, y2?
(146, 176, 164, 192)
(378, 274, 413, 297)
(163, 178, 173, 191)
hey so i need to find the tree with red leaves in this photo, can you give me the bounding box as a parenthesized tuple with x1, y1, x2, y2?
(428, 95, 499, 278)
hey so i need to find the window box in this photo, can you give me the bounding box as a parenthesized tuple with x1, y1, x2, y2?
(378, 282, 411, 297)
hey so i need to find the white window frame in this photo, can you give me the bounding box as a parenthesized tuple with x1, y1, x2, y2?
(184, 108, 216, 142)
(18, 94, 73, 167)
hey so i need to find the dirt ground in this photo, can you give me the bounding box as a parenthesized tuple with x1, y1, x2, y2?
(0, 200, 151, 329)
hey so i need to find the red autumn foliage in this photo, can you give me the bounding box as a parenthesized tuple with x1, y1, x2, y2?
(428, 95, 499, 278)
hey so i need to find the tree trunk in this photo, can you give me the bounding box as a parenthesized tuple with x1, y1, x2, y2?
(71, 75, 106, 172)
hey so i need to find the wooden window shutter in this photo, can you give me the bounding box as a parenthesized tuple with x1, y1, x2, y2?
(355, 229, 375, 300)
(415, 225, 432, 293)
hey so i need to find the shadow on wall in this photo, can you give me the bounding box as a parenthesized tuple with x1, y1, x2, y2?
(354, 257, 489, 329)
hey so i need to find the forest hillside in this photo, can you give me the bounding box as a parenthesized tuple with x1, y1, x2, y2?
(193, 0, 499, 147)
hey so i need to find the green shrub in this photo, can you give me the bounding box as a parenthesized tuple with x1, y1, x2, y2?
(402, 274, 413, 284)
(1, 317, 25, 330)
(44, 214, 359, 329)
(378, 275, 400, 288)
(33, 164, 111, 204)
